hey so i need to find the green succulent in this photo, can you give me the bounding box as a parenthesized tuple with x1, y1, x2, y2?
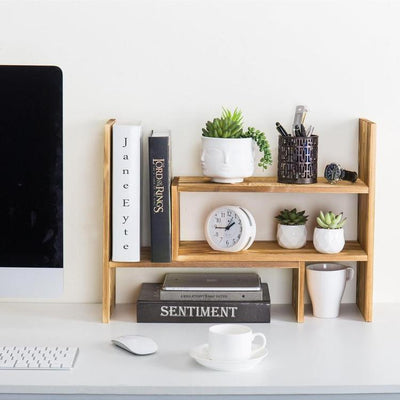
(275, 208, 308, 225)
(202, 108, 272, 170)
(202, 108, 243, 138)
(316, 211, 347, 229)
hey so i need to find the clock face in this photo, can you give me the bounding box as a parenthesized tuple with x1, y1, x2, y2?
(207, 208, 243, 249)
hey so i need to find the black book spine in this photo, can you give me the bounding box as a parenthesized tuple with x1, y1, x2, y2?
(148, 135, 171, 262)
(137, 283, 270, 323)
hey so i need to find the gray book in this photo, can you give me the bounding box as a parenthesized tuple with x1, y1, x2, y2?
(161, 272, 261, 291)
(160, 289, 263, 301)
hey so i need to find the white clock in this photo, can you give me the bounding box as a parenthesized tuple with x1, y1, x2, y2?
(204, 205, 256, 252)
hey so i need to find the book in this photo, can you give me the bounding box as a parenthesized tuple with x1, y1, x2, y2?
(161, 272, 261, 291)
(111, 123, 142, 262)
(136, 283, 270, 323)
(148, 130, 171, 262)
(159, 289, 263, 301)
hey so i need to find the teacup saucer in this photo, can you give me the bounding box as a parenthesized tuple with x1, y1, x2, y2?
(189, 343, 268, 371)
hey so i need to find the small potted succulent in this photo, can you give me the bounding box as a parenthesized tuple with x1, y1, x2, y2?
(313, 211, 347, 254)
(275, 208, 308, 249)
(201, 108, 272, 183)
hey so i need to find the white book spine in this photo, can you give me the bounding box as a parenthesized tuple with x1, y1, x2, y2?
(112, 124, 142, 262)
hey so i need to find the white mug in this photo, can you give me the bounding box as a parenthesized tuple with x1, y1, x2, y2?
(208, 324, 267, 361)
(306, 263, 354, 318)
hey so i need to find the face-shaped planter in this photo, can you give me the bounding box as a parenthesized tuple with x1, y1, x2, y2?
(201, 137, 255, 183)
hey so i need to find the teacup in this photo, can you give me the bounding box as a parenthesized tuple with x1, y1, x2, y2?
(208, 324, 267, 361)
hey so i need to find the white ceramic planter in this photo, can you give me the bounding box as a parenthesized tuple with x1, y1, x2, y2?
(313, 228, 345, 254)
(200, 136, 254, 183)
(276, 224, 307, 249)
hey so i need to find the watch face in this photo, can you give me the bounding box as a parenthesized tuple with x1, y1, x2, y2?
(324, 163, 341, 183)
(207, 207, 243, 249)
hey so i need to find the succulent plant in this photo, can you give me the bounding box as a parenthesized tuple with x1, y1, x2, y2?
(275, 208, 308, 225)
(202, 108, 244, 138)
(202, 108, 272, 170)
(316, 211, 347, 229)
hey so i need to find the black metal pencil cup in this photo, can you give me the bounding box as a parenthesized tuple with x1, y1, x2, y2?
(277, 135, 318, 184)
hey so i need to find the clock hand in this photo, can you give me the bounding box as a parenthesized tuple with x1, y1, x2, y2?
(225, 222, 236, 230)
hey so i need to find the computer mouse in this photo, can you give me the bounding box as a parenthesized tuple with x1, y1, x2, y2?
(112, 335, 158, 355)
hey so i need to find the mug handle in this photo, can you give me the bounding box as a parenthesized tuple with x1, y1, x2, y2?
(251, 332, 267, 355)
(346, 267, 354, 281)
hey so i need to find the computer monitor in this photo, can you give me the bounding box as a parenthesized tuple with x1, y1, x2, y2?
(0, 65, 63, 297)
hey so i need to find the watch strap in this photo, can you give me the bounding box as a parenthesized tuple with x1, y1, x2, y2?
(341, 169, 358, 183)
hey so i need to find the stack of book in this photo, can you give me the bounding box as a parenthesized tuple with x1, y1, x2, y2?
(136, 272, 271, 323)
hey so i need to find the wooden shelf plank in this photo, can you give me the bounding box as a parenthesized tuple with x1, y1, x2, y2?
(110, 241, 367, 268)
(110, 246, 298, 268)
(173, 176, 369, 194)
(176, 241, 367, 262)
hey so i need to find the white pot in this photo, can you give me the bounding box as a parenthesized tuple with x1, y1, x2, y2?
(276, 224, 307, 249)
(201, 136, 254, 183)
(313, 228, 345, 254)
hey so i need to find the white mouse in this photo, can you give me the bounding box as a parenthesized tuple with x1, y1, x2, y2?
(112, 335, 158, 355)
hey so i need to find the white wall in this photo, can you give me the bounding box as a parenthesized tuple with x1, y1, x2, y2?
(0, 0, 397, 304)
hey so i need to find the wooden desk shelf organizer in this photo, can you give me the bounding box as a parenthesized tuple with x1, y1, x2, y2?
(103, 119, 376, 324)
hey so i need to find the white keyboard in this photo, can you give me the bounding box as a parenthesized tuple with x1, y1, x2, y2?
(0, 346, 79, 370)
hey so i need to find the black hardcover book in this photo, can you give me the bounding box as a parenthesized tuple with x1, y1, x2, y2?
(137, 283, 271, 323)
(148, 130, 171, 262)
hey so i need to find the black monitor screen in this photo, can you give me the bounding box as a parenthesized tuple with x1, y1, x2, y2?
(0, 66, 62, 268)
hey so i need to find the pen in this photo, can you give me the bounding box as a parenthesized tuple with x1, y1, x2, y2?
(275, 122, 289, 137)
(300, 124, 306, 137)
(301, 110, 307, 124)
(292, 105, 307, 135)
(294, 125, 301, 137)
(306, 126, 314, 137)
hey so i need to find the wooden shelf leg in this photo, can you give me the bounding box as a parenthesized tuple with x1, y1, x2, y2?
(102, 272, 110, 323)
(171, 178, 180, 261)
(357, 119, 376, 322)
(357, 261, 373, 322)
(102, 119, 116, 323)
(292, 262, 305, 323)
(102, 266, 116, 323)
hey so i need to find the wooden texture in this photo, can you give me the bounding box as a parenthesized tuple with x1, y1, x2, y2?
(171, 179, 180, 261)
(107, 239, 367, 267)
(292, 262, 305, 323)
(103, 119, 116, 323)
(110, 246, 298, 268)
(356, 119, 376, 322)
(174, 176, 368, 193)
(174, 241, 367, 263)
(103, 118, 376, 324)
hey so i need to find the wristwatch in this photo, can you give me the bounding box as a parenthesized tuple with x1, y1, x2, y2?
(324, 163, 358, 184)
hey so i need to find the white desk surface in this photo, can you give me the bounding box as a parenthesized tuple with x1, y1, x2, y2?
(0, 302, 399, 398)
